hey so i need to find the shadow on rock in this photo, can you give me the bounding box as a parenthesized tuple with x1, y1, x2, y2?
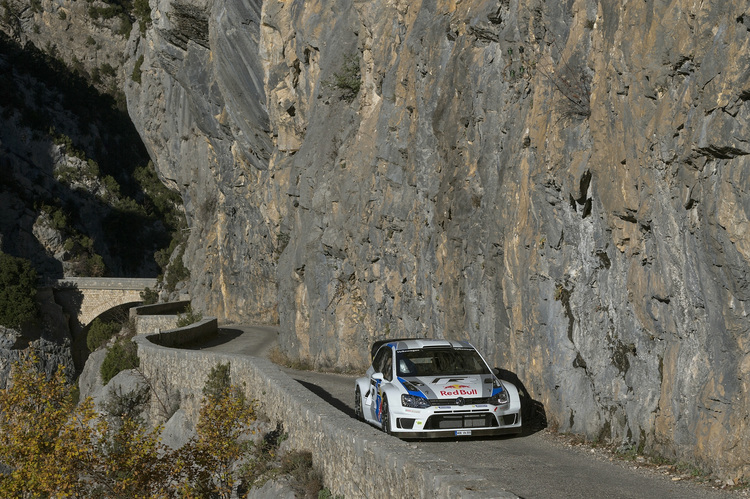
(496, 368, 547, 437)
(293, 378, 354, 417)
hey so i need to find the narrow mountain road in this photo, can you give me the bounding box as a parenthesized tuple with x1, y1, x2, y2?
(198, 326, 746, 499)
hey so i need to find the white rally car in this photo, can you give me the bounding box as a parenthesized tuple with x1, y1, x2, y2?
(354, 338, 522, 438)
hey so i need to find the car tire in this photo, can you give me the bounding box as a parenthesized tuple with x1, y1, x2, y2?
(355, 386, 363, 420)
(381, 397, 392, 435)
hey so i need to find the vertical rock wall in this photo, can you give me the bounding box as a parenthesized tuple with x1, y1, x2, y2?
(126, 0, 279, 322)
(125, 0, 750, 479)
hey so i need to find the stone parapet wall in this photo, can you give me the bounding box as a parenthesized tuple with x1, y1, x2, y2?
(56, 277, 158, 290)
(134, 332, 518, 498)
(131, 301, 191, 317)
(147, 318, 218, 347)
(133, 315, 180, 335)
(131, 301, 193, 336)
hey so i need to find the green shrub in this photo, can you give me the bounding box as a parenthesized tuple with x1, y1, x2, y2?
(100, 339, 139, 384)
(134, 0, 151, 34)
(101, 175, 120, 200)
(50, 208, 68, 230)
(139, 287, 158, 305)
(99, 63, 116, 78)
(134, 161, 184, 229)
(2, 355, 339, 495)
(87, 318, 121, 352)
(84, 253, 106, 277)
(88, 4, 121, 20)
(202, 362, 230, 402)
(131, 54, 144, 84)
(176, 304, 202, 328)
(165, 247, 190, 292)
(85, 159, 100, 177)
(0, 252, 38, 329)
(115, 13, 133, 37)
(324, 54, 361, 102)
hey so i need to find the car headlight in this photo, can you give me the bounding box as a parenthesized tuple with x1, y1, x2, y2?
(401, 394, 431, 409)
(491, 378, 510, 406)
(491, 389, 510, 406)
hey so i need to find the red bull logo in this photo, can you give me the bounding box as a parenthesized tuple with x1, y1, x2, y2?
(440, 384, 477, 397)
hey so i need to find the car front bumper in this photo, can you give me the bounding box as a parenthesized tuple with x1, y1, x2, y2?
(389, 404, 522, 439)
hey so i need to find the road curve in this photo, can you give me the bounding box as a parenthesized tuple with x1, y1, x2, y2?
(199, 326, 744, 499)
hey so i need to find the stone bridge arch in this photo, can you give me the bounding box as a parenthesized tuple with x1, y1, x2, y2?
(54, 277, 158, 328)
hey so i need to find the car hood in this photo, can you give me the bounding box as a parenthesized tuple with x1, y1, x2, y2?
(398, 374, 495, 400)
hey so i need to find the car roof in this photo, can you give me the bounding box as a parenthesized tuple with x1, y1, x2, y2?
(370, 338, 474, 359)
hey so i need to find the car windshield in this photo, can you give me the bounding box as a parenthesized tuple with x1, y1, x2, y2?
(396, 348, 491, 377)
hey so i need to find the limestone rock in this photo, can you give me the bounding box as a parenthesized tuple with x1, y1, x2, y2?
(245, 477, 296, 499)
(160, 408, 195, 450)
(125, 0, 750, 479)
(78, 347, 108, 402)
(9, 0, 750, 481)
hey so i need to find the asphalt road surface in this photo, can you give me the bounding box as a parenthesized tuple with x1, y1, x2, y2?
(200, 325, 746, 499)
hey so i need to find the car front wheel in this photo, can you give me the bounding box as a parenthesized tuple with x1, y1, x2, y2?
(354, 386, 363, 420)
(381, 397, 392, 435)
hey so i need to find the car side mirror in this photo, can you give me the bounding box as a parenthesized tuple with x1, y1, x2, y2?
(493, 367, 502, 378)
(371, 372, 384, 381)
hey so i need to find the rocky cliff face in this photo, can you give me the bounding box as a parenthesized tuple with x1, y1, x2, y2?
(0, 0, 173, 278)
(0, 0, 183, 386)
(124, 0, 750, 480)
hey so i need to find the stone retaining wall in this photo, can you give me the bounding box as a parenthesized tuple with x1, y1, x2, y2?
(146, 318, 217, 348)
(133, 315, 180, 335)
(131, 301, 192, 336)
(134, 327, 518, 498)
(131, 301, 191, 317)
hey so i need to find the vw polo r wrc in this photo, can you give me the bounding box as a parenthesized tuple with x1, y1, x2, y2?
(354, 338, 522, 438)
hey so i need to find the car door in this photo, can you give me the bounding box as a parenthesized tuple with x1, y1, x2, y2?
(376, 352, 394, 423)
(368, 346, 391, 422)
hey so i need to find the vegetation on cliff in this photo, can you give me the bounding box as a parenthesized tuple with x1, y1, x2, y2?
(0, 252, 38, 330)
(0, 355, 329, 497)
(0, 32, 185, 279)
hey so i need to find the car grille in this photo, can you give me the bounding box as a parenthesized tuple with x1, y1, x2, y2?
(424, 413, 498, 430)
(427, 397, 493, 406)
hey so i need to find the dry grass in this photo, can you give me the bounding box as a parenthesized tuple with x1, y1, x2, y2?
(267, 346, 360, 375)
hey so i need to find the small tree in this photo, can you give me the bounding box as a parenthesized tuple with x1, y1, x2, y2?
(0, 251, 38, 329)
(177, 362, 256, 498)
(202, 362, 230, 401)
(0, 352, 98, 496)
(0, 357, 266, 497)
(89, 417, 174, 498)
(0, 352, 176, 497)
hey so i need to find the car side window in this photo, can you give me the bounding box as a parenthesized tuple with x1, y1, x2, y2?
(372, 347, 389, 375)
(382, 352, 393, 381)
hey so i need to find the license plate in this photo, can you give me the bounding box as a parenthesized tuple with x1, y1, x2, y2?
(455, 430, 472, 436)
